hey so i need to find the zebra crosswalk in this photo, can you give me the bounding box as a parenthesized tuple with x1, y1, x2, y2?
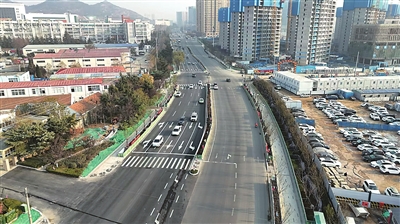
(178, 84, 204, 90)
(120, 155, 193, 170)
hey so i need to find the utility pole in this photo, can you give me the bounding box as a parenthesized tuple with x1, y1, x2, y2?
(155, 33, 158, 71)
(354, 51, 359, 76)
(25, 188, 33, 224)
(212, 26, 215, 47)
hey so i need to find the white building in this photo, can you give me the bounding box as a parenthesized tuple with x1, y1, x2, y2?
(0, 78, 108, 103)
(155, 19, 171, 26)
(287, 0, 336, 65)
(273, 71, 400, 95)
(0, 3, 26, 21)
(33, 48, 131, 70)
(126, 20, 154, 43)
(24, 13, 78, 23)
(0, 71, 30, 82)
(51, 66, 126, 79)
(23, 44, 86, 56)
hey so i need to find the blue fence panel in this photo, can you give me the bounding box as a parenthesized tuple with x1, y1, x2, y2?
(337, 121, 400, 131)
(295, 118, 316, 126)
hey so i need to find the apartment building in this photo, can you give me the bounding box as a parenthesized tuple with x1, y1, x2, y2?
(387, 4, 400, 18)
(0, 3, 26, 21)
(126, 20, 154, 43)
(155, 19, 171, 26)
(348, 19, 400, 65)
(188, 6, 197, 25)
(334, 0, 388, 54)
(218, 7, 230, 50)
(176, 11, 188, 27)
(22, 44, 86, 55)
(33, 48, 130, 70)
(196, 0, 230, 37)
(332, 7, 343, 53)
(24, 13, 78, 23)
(288, 0, 336, 65)
(229, 0, 244, 57)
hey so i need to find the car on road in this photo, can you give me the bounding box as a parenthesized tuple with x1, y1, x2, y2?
(178, 116, 185, 126)
(370, 160, 395, 168)
(190, 112, 198, 122)
(198, 80, 203, 85)
(198, 98, 204, 104)
(379, 165, 400, 175)
(213, 84, 219, 90)
(384, 187, 400, 197)
(320, 158, 341, 168)
(192, 73, 196, 77)
(172, 126, 182, 136)
(226, 78, 231, 82)
(189, 84, 194, 89)
(152, 135, 164, 147)
(174, 91, 182, 97)
(363, 180, 380, 194)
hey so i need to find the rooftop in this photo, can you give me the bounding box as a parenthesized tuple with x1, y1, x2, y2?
(274, 71, 315, 82)
(23, 44, 86, 50)
(34, 48, 129, 59)
(0, 138, 11, 151)
(311, 75, 400, 81)
(69, 92, 101, 115)
(55, 66, 126, 75)
(0, 71, 28, 77)
(0, 94, 72, 110)
(94, 43, 138, 48)
(0, 78, 103, 89)
(353, 89, 400, 94)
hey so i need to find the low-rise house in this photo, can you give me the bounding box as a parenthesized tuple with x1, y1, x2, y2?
(0, 138, 17, 171)
(69, 93, 102, 128)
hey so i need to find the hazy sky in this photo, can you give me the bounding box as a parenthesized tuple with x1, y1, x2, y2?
(17, 0, 196, 21)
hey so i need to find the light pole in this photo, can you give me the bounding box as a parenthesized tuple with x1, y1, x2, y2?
(212, 26, 215, 47)
(155, 33, 159, 71)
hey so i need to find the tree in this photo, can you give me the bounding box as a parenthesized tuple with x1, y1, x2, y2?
(27, 58, 36, 75)
(63, 32, 74, 44)
(85, 44, 95, 49)
(70, 62, 82, 68)
(35, 65, 43, 78)
(173, 51, 185, 66)
(45, 63, 53, 75)
(58, 61, 67, 68)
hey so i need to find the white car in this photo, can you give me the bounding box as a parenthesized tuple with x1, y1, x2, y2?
(320, 158, 341, 168)
(174, 91, 182, 97)
(213, 85, 219, 90)
(370, 160, 395, 168)
(373, 140, 395, 147)
(357, 144, 378, 151)
(171, 126, 182, 136)
(340, 128, 358, 134)
(190, 112, 198, 122)
(198, 80, 203, 85)
(386, 154, 400, 164)
(383, 146, 400, 154)
(380, 165, 400, 175)
(369, 113, 380, 121)
(398, 130, 400, 135)
(384, 187, 400, 197)
(389, 121, 400, 126)
(363, 180, 380, 194)
(189, 84, 194, 89)
(152, 135, 164, 147)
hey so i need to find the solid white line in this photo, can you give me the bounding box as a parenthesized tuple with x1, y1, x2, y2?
(155, 213, 160, 221)
(150, 208, 155, 216)
(181, 184, 184, 190)
(170, 158, 178, 169)
(152, 157, 161, 168)
(207, 91, 218, 161)
(166, 158, 174, 169)
(170, 209, 174, 218)
(191, 93, 193, 96)
(164, 183, 168, 189)
(134, 157, 144, 167)
(185, 174, 188, 179)
(184, 159, 191, 170)
(147, 157, 157, 168)
(158, 194, 162, 202)
(176, 195, 179, 203)
(161, 158, 169, 168)
(121, 156, 132, 166)
(170, 173, 173, 178)
(129, 156, 141, 167)
(172, 111, 176, 116)
(180, 159, 186, 169)
(174, 159, 182, 169)
(234, 194, 236, 202)
(156, 157, 165, 168)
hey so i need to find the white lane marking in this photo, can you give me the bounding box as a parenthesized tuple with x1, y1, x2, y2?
(164, 183, 168, 189)
(176, 196, 179, 203)
(235, 183, 237, 189)
(174, 159, 182, 169)
(231, 208, 234, 216)
(169, 122, 173, 128)
(158, 194, 162, 202)
(161, 158, 169, 168)
(188, 101, 190, 105)
(215, 153, 218, 159)
(207, 90, 218, 161)
(170, 173, 173, 178)
(129, 156, 141, 167)
(198, 93, 200, 97)
(142, 157, 152, 167)
(181, 184, 185, 190)
(134, 157, 144, 167)
(166, 140, 174, 149)
(235, 172, 237, 178)
(180, 159, 186, 169)
(152, 157, 161, 168)
(191, 93, 193, 97)
(121, 156, 132, 166)
(169, 209, 174, 218)
(178, 141, 185, 150)
(179, 101, 181, 106)
(185, 174, 188, 179)
(172, 111, 176, 116)
(157, 157, 165, 168)
(150, 208, 155, 216)
(148, 157, 157, 168)
(184, 160, 191, 170)
(166, 158, 174, 168)
(170, 158, 178, 169)
(195, 102, 198, 106)
(243, 156, 245, 162)
(234, 194, 236, 202)
(183, 111, 186, 116)
(183, 123, 197, 154)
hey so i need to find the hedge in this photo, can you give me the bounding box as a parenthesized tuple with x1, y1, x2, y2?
(17, 157, 46, 168)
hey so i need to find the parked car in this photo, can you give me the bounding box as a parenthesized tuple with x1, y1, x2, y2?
(346, 135, 363, 142)
(358, 144, 379, 151)
(383, 147, 400, 154)
(316, 152, 339, 161)
(363, 179, 380, 194)
(363, 154, 386, 162)
(320, 158, 341, 168)
(362, 130, 378, 137)
(370, 160, 395, 168)
(340, 128, 358, 134)
(384, 187, 400, 197)
(373, 140, 395, 148)
(352, 139, 372, 146)
(369, 113, 380, 121)
(379, 165, 400, 175)
(311, 142, 330, 149)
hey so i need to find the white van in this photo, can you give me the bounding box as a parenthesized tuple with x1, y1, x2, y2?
(190, 112, 198, 122)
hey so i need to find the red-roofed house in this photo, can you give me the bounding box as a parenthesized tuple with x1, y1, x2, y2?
(0, 78, 109, 103)
(33, 48, 131, 70)
(50, 66, 127, 79)
(69, 93, 102, 127)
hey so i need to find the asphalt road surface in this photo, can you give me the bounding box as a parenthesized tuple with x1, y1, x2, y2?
(181, 38, 273, 223)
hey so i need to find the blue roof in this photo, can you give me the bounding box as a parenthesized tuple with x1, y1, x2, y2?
(354, 89, 400, 94)
(94, 43, 138, 48)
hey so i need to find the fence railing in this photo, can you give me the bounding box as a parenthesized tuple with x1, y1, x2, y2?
(337, 121, 400, 131)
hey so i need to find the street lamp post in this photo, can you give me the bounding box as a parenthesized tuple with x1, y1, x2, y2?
(155, 33, 159, 71)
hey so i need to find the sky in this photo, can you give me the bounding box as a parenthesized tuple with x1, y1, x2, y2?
(17, 0, 196, 21)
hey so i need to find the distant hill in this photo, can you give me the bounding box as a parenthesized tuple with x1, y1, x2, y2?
(26, 0, 147, 21)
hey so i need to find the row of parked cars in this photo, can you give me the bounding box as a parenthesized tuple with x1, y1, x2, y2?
(314, 98, 365, 124)
(339, 127, 400, 175)
(363, 103, 400, 126)
(363, 179, 400, 197)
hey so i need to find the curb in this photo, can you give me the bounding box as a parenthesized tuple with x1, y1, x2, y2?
(200, 90, 216, 163)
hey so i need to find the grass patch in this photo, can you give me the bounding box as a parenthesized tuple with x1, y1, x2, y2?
(17, 157, 47, 168)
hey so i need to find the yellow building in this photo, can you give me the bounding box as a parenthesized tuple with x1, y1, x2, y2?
(0, 138, 17, 171)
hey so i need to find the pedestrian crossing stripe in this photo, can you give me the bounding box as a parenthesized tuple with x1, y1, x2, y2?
(121, 156, 192, 170)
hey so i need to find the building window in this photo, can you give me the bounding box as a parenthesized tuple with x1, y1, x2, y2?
(53, 60, 61, 62)
(8, 78, 18, 82)
(53, 87, 65, 94)
(98, 64, 105, 66)
(40, 88, 46, 94)
(67, 60, 76, 62)
(11, 89, 25, 96)
(0, 90, 4, 96)
(70, 86, 83, 92)
(37, 60, 45, 63)
(96, 59, 105, 61)
(32, 89, 36, 95)
(88, 85, 100, 91)
(83, 59, 90, 62)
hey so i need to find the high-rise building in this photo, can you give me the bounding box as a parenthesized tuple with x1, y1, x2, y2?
(386, 4, 400, 18)
(335, 0, 388, 54)
(288, 0, 336, 65)
(196, 0, 230, 37)
(188, 6, 197, 25)
(219, 0, 282, 61)
(332, 7, 343, 53)
(0, 3, 26, 21)
(176, 11, 187, 27)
